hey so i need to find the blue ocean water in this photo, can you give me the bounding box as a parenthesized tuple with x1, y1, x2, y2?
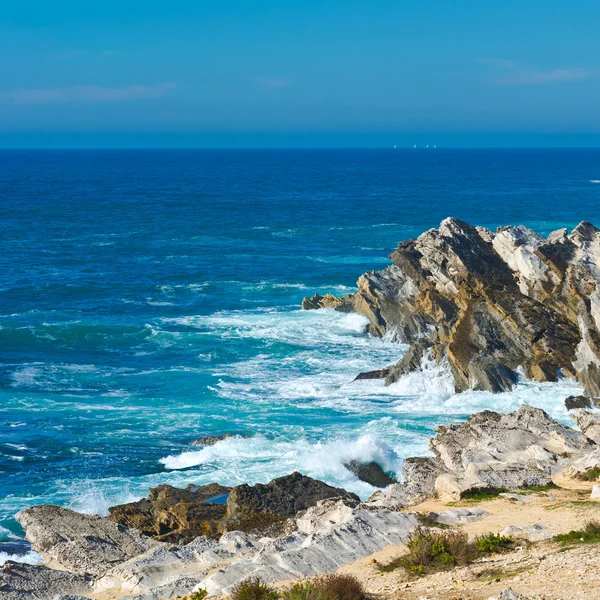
(1, 148, 598, 554)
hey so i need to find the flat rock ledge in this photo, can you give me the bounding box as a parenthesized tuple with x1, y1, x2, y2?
(7, 403, 600, 599)
(304, 218, 600, 397)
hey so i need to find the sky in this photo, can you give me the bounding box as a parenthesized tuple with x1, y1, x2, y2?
(1, 1, 600, 147)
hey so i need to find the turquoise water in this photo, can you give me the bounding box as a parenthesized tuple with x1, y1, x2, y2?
(1, 148, 597, 555)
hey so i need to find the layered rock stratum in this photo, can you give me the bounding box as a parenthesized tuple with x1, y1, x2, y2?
(304, 218, 600, 397)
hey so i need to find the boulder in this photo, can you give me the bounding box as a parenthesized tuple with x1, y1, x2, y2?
(16, 505, 158, 576)
(221, 472, 359, 533)
(108, 483, 231, 542)
(565, 395, 594, 410)
(0, 562, 92, 600)
(591, 484, 600, 499)
(343, 460, 397, 487)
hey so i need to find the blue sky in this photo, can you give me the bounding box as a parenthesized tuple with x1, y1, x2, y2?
(1, 1, 600, 147)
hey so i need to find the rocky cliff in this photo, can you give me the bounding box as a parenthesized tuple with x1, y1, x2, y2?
(304, 218, 600, 396)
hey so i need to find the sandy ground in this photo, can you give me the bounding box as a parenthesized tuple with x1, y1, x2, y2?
(338, 478, 600, 600)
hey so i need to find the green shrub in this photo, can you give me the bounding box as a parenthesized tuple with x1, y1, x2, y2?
(575, 467, 600, 482)
(459, 487, 506, 502)
(231, 577, 278, 600)
(280, 581, 333, 600)
(312, 574, 365, 600)
(383, 527, 478, 576)
(554, 520, 600, 545)
(474, 533, 513, 553)
(378, 528, 515, 576)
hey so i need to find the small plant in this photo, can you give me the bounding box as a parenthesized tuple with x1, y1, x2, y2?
(312, 574, 365, 600)
(554, 520, 600, 546)
(231, 577, 278, 600)
(474, 533, 513, 553)
(280, 581, 333, 600)
(575, 466, 600, 481)
(186, 591, 207, 600)
(380, 527, 478, 576)
(459, 487, 506, 502)
(518, 482, 559, 493)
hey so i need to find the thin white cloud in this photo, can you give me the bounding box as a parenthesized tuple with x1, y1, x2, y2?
(0, 83, 176, 105)
(497, 67, 597, 85)
(254, 77, 292, 88)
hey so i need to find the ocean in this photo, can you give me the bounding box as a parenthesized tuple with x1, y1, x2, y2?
(1, 148, 598, 561)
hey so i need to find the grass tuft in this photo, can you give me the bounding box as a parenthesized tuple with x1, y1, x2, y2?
(231, 578, 278, 600)
(554, 520, 600, 546)
(575, 467, 600, 482)
(474, 533, 514, 553)
(459, 487, 506, 502)
(184, 591, 207, 600)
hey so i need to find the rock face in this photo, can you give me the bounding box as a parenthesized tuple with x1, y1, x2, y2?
(108, 483, 231, 542)
(222, 472, 359, 532)
(429, 405, 593, 501)
(15, 505, 158, 576)
(569, 408, 600, 443)
(368, 405, 595, 504)
(303, 218, 600, 396)
(342, 460, 397, 487)
(0, 562, 93, 600)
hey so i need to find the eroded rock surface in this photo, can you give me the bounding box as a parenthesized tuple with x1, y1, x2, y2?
(222, 472, 360, 532)
(0, 562, 93, 600)
(108, 483, 231, 542)
(15, 505, 158, 576)
(304, 218, 600, 396)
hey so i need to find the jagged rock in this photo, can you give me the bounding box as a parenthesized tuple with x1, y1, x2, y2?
(343, 460, 397, 487)
(16, 505, 158, 576)
(221, 472, 359, 533)
(301, 292, 353, 311)
(0, 562, 92, 600)
(353, 368, 392, 381)
(591, 484, 600, 499)
(569, 408, 600, 443)
(565, 395, 593, 410)
(429, 405, 593, 501)
(313, 218, 600, 395)
(385, 339, 432, 385)
(108, 483, 231, 542)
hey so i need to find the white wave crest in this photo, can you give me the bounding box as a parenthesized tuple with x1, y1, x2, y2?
(0, 550, 43, 567)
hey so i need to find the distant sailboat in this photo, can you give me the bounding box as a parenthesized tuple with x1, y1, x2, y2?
(426, 145, 429, 148)
(413, 144, 417, 148)
(393, 145, 396, 149)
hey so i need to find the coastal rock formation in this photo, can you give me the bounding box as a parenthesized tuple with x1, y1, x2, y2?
(303, 218, 600, 396)
(107, 473, 356, 544)
(15, 505, 158, 576)
(369, 405, 595, 503)
(222, 472, 360, 532)
(108, 483, 231, 542)
(10, 405, 600, 598)
(569, 408, 600, 444)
